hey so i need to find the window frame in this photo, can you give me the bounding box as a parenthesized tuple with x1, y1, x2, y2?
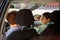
(0, 0, 11, 40)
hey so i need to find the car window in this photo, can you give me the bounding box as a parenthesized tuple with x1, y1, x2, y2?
(0, 0, 3, 4)
(0, 0, 3, 18)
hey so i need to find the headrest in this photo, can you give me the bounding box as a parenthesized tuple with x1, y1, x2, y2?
(15, 9, 34, 26)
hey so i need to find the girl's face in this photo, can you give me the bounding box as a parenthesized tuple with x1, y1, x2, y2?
(41, 16, 50, 24)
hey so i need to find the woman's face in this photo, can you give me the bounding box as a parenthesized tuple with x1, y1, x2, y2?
(41, 16, 50, 24)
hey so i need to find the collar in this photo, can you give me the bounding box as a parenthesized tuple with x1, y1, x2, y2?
(10, 24, 19, 28)
(42, 22, 54, 26)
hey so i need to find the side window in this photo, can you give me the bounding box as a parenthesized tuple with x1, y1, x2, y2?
(0, 0, 11, 26)
(0, 0, 11, 40)
(0, 0, 3, 18)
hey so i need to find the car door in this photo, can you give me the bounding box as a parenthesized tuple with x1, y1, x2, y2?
(0, 0, 11, 40)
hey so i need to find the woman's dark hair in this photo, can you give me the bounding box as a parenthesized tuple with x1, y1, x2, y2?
(43, 12, 51, 19)
(15, 9, 34, 26)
